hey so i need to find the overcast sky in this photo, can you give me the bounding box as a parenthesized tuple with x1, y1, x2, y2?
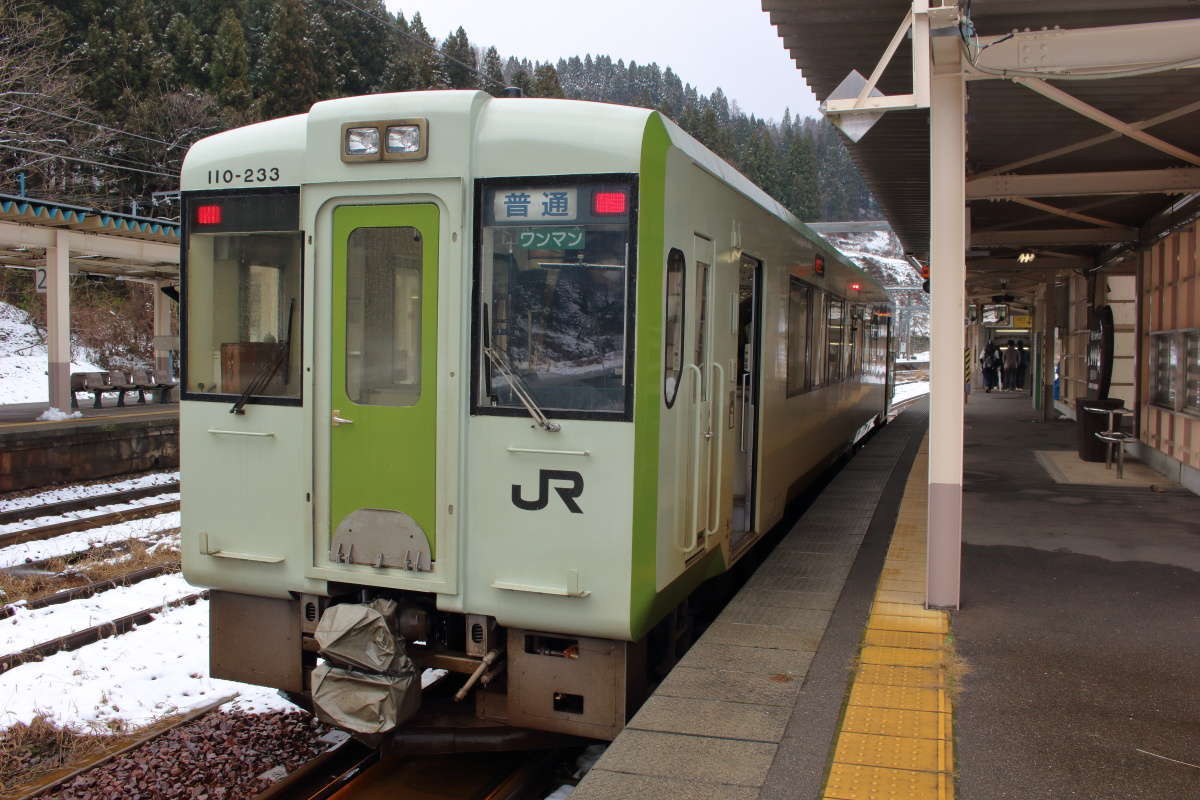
(385, 1, 821, 123)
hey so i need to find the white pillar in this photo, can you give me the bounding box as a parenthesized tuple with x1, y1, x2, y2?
(45, 229, 71, 411)
(926, 54, 966, 610)
(153, 280, 173, 377)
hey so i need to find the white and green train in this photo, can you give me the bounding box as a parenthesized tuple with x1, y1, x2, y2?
(180, 90, 892, 743)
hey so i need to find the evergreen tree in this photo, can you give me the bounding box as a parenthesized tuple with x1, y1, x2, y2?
(408, 13, 448, 89)
(510, 66, 533, 98)
(480, 46, 505, 95)
(256, 0, 321, 118)
(532, 63, 564, 98)
(377, 10, 415, 93)
(440, 27, 477, 90)
(164, 13, 207, 90)
(210, 6, 253, 110)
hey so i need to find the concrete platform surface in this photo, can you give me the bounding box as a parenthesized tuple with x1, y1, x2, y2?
(955, 393, 1200, 799)
(571, 405, 930, 799)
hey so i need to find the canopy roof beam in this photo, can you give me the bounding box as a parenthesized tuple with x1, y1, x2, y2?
(1012, 77, 1200, 167)
(971, 100, 1200, 180)
(968, 19, 1200, 78)
(1007, 197, 1125, 229)
(0, 220, 178, 267)
(968, 168, 1200, 200)
(972, 227, 1136, 247)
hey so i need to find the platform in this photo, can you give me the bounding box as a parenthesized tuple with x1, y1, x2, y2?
(0, 401, 178, 492)
(572, 403, 930, 799)
(573, 391, 1200, 799)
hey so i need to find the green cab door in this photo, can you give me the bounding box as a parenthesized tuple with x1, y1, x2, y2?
(329, 204, 439, 569)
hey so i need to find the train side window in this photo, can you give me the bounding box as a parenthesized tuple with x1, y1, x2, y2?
(664, 248, 686, 407)
(826, 297, 845, 384)
(810, 291, 826, 389)
(786, 278, 810, 396)
(345, 226, 422, 406)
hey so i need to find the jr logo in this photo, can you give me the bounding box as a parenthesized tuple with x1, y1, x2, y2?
(512, 470, 584, 514)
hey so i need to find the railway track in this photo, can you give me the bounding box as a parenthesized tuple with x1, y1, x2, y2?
(0, 499, 180, 549)
(0, 590, 206, 675)
(0, 482, 180, 526)
(257, 746, 560, 800)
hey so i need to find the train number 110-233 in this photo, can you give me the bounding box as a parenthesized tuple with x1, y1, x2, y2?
(207, 167, 280, 185)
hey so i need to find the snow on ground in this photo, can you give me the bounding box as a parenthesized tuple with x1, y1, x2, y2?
(0, 599, 297, 730)
(0, 471, 179, 513)
(0, 596, 454, 731)
(0, 301, 103, 405)
(0, 491, 180, 536)
(0, 513, 179, 568)
(892, 380, 930, 405)
(901, 351, 930, 362)
(36, 407, 82, 421)
(1, 572, 196, 653)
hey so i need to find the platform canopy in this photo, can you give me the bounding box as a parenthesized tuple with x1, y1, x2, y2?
(766, 0, 1200, 302)
(0, 193, 180, 412)
(765, 0, 1200, 608)
(0, 193, 179, 280)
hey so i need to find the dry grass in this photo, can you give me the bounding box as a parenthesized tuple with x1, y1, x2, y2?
(0, 538, 179, 607)
(0, 714, 120, 793)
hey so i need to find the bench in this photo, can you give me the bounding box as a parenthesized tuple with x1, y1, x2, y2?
(70, 370, 179, 408)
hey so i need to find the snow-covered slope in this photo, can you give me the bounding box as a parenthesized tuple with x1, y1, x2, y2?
(0, 301, 102, 405)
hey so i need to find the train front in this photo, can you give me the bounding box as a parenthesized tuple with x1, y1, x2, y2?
(179, 91, 655, 744)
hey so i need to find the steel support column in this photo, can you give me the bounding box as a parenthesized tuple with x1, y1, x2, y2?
(45, 229, 71, 412)
(926, 56, 965, 610)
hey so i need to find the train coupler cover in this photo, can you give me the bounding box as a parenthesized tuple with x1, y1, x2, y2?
(311, 598, 420, 734)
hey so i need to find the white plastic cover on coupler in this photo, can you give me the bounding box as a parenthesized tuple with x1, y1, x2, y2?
(311, 598, 420, 733)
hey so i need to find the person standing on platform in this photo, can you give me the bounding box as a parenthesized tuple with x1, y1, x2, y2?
(980, 343, 999, 392)
(1002, 339, 1020, 391)
(1017, 341, 1029, 390)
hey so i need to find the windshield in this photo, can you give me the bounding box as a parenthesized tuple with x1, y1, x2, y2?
(477, 179, 633, 416)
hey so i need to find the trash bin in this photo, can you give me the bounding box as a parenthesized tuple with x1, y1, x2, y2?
(1075, 397, 1122, 462)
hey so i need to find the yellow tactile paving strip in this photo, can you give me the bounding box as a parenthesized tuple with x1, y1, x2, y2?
(823, 437, 957, 800)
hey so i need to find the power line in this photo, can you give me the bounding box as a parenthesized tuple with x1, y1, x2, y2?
(333, 0, 486, 83)
(0, 143, 178, 178)
(2, 97, 183, 149)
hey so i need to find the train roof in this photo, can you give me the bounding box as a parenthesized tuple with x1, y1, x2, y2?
(181, 91, 885, 296)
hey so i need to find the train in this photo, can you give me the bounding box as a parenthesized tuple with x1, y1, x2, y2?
(179, 90, 893, 744)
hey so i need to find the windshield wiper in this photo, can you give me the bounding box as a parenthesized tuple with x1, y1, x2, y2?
(231, 298, 295, 415)
(482, 346, 560, 433)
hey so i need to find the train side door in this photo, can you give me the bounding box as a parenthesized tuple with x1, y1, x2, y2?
(684, 234, 716, 555)
(327, 204, 440, 570)
(732, 254, 761, 551)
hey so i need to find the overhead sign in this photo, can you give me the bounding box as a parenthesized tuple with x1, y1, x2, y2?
(493, 188, 578, 222)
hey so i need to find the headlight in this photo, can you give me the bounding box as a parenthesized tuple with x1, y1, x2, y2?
(345, 127, 379, 156)
(386, 125, 421, 154)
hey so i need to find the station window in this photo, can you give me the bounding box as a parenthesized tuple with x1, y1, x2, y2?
(786, 278, 810, 396)
(664, 249, 686, 407)
(825, 297, 845, 384)
(1149, 332, 1177, 409)
(1186, 331, 1200, 414)
(476, 177, 635, 417)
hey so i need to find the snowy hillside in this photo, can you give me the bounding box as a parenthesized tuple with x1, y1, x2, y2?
(824, 230, 921, 289)
(0, 301, 102, 405)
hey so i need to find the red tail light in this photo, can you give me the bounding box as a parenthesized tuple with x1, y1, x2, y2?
(592, 192, 627, 215)
(195, 205, 222, 225)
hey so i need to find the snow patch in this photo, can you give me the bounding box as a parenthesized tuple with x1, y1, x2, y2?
(0, 301, 103, 406)
(35, 406, 82, 421)
(0, 471, 179, 513)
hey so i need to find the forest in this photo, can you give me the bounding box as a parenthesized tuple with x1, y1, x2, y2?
(1, 0, 879, 223)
